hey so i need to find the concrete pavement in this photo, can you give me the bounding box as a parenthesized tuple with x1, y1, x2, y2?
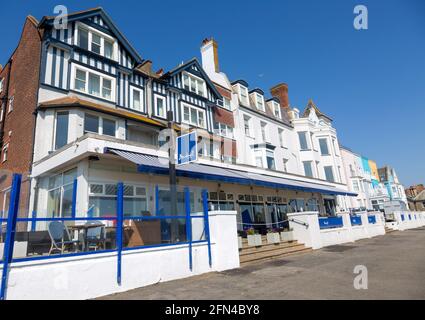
(99, 227, 425, 300)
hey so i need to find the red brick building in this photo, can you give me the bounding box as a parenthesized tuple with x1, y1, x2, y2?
(0, 16, 42, 217)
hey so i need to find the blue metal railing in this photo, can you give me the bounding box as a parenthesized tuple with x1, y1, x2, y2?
(0, 175, 212, 300)
(350, 215, 362, 226)
(318, 216, 344, 229)
(368, 215, 377, 224)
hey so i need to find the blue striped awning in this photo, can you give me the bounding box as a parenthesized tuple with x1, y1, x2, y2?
(105, 148, 357, 197)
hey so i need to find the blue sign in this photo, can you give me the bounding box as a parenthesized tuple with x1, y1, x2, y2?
(177, 131, 197, 165)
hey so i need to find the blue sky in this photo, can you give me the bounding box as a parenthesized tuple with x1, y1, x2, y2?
(1, 0, 424, 186)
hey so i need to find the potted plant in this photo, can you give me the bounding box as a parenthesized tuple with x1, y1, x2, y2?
(280, 227, 295, 242)
(246, 228, 262, 247)
(266, 229, 281, 244)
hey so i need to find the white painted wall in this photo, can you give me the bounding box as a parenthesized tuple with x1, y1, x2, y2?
(1, 210, 239, 300)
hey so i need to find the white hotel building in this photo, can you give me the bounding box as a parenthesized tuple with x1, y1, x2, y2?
(2, 8, 357, 233)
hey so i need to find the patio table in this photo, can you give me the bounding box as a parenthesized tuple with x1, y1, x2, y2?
(68, 223, 105, 251)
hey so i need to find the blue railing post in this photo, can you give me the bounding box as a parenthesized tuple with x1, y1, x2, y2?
(202, 189, 212, 268)
(1, 174, 22, 300)
(71, 179, 78, 219)
(116, 182, 124, 286)
(185, 187, 193, 271)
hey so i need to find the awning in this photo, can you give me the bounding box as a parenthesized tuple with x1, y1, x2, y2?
(105, 148, 357, 197)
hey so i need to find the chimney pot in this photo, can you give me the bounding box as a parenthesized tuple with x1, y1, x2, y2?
(270, 83, 290, 109)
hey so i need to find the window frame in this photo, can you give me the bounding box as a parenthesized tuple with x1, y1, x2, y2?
(273, 101, 281, 118)
(303, 161, 314, 178)
(154, 94, 167, 119)
(318, 138, 330, 156)
(2, 143, 9, 162)
(181, 102, 206, 128)
(182, 71, 207, 97)
(324, 166, 335, 182)
(8, 96, 14, 113)
(239, 85, 249, 106)
(255, 93, 265, 111)
(243, 115, 252, 137)
(71, 64, 116, 102)
(130, 86, 144, 112)
(298, 131, 309, 151)
(53, 111, 70, 150)
(75, 22, 117, 61)
(84, 113, 117, 137)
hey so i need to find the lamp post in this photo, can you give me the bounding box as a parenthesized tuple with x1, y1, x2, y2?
(167, 110, 179, 242)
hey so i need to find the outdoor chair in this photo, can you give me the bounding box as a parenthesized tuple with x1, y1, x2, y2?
(85, 221, 106, 251)
(47, 221, 80, 255)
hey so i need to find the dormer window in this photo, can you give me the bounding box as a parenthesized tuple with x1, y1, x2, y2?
(239, 85, 249, 106)
(273, 101, 281, 118)
(183, 72, 206, 97)
(256, 93, 265, 111)
(76, 22, 117, 61)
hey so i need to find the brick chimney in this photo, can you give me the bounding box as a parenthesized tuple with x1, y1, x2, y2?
(201, 38, 219, 73)
(270, 83, 290, 109)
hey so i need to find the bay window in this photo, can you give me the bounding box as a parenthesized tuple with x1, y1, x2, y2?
(298, 132, 309, 150)
(324, 166, 335, 182)
(73, 65, 115, 101)
(84, 113, 116, 137)
(303, 161, 314, 178)
(182, 103, 206, 128)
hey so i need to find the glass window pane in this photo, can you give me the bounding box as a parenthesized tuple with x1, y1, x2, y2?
(102, 79, 112, 100)
(62, 184, 74, 218)
(298, 132, 308, 150)
(319, 138, 329, 155)
(103, 118, 116, 137)
(55, 112, 69, 150)
(324, 166, 335, 182)
(89, 196, 116, 217)
(105, 184, 117, 195)
(84, 114, 99, 133)
(104, 40, 113, 59)
(183, 106, 190, 122)
(133, 90, 141, 110)
(190, 108, 197, 125)
(303, 162, 313, 177)
(88, 73, 100, 96)
(78, 28, 88, 50)
(156, 98, 164, 117)
(63, 168, 77, 185)
(91, 33, 101, 54)
(47, 188, 61, 217)
(75, 69, 86, 91)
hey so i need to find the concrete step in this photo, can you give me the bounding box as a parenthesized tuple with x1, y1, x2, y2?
(240, 241, 301, 255)
(240, 245, 312, 265)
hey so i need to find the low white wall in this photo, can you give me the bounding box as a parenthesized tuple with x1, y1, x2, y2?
(1, 211, 239, 300)
(394, 211, 425, 231)
(289, 211, 386, 250)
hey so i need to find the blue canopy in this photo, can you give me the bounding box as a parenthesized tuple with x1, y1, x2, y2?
(105, 148, 358, 197)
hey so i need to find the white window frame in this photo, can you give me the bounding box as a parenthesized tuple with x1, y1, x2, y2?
(273, 101, 281, 118)
(181, 102, 206, 128)
(213, 122, 234, 139)
(8, 96, 14, 113)
(84, 112, 117, 137)
(71, 64, 116, 102)
(278, 128, 285, 147)
(130, 86, 144, 112)
(260, 121, 268, 142)
(74, 22, 118, 61)
(154, 94, 167, 119)
(223, 97, 231, 110)
(255, 93, 265, 111)
(243, 115, 252, 137)
(182, 71, 207, 97)
(2, 143, 8, 162)
(239, 85, 249, 106)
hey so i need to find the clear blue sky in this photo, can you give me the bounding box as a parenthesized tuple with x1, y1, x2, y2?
(1, 0, 424, 186)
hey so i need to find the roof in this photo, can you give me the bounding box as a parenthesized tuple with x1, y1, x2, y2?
(413, 190, 425, 201)
(163, 58, 222, 99)
(39, 7, 143, 64)
(303, 99, 333, 122)
(38, 96, 166, 128)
